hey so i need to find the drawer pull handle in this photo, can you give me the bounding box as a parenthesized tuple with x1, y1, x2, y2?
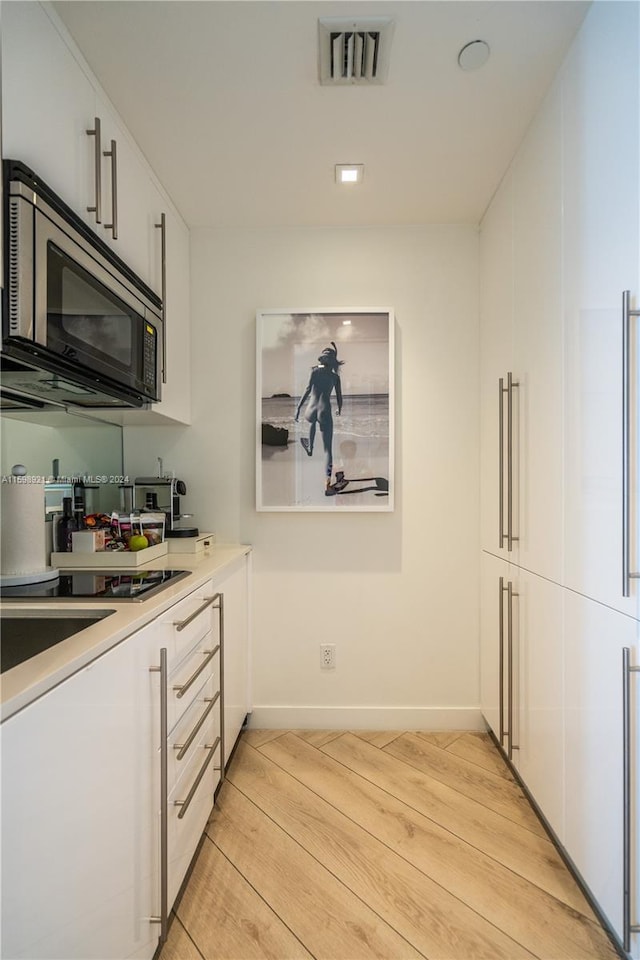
(174, 737, 221, 820)
(174, 692, 220, 760)
(173, 594, 220, 632)
(173, 644, 219, 699)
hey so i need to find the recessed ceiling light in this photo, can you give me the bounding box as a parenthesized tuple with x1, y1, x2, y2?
(458, 40, 490, 71)
(335, 164, 364, 184)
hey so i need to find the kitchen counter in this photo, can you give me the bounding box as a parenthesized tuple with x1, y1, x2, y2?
(0, 542, 251, 722)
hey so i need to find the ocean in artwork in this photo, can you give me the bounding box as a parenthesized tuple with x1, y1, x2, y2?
(261, 393, 389, 441)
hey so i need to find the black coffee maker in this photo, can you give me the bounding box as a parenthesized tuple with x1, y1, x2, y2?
(133, 473, 199, 538)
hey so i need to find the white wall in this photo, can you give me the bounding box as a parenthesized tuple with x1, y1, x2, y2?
(124, 224, 481, 728)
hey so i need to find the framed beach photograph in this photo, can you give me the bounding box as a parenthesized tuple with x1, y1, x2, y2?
(256, 308, 394, 511)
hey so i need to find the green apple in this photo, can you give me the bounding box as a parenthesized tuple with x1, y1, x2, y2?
(128, 534, 149, 551)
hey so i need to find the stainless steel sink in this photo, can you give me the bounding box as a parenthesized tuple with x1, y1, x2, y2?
(0, 609, 116, 674)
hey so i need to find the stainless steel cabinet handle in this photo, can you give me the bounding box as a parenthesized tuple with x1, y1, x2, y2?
(499, 374, 519, 551)
(173, 644, 219, 700)
(149, 648, 169, 944)
(103, 139, 118, 239)
(219, 592, 226, 781)
(623, 647, 640, 950)
(155, 213, 167, 384)
(174, 737, 221, 820)
(622, 292, 640, 597)
(86, 117, 102, 223)
(174, 691, 220, 761)
(499, 576, 507, 747)
(173, 594, 220, 632)
(507, 580, 519, 760)
(507, 372, 519, 552)
(499, 379, 506, 549)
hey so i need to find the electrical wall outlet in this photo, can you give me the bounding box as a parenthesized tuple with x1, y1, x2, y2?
(320, 643, 336, 669)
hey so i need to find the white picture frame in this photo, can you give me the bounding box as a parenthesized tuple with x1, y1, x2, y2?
(256, 308, 394, 512)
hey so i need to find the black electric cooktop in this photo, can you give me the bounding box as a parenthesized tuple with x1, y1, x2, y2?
(0, 569, 190, 602)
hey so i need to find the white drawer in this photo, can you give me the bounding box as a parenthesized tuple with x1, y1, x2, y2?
(167, 737, 221, 904)
(168, 672, 221, 793)
(160, 584, 221, 665)
(168, 635, 220, 733)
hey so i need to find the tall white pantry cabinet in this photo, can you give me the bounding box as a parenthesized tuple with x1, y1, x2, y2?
(479, 2, 640, 956)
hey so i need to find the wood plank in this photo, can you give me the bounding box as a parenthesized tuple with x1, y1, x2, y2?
(241, 729, 287, 748)
(386, 731, 546, 834)
(317, 733, 594, 919)
(413, 731, 463, 750)
(291, 729, 343, 747)
(159, 917, 204, 960)
(174, 833, 312, 960)
(229, 740, 536, 960)
(352, 731, 404, 748)
(259, 734, 615, 960)
(205, 780, 424, 960)
(439, 731, 513, 780)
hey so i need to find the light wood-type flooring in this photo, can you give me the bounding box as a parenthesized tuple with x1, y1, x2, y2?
(159, 730, 621, 960)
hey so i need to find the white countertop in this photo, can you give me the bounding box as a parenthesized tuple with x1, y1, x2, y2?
(0, 543, 251, 722)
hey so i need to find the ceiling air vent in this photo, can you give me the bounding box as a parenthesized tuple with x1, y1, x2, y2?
(318, 17, 394, 85)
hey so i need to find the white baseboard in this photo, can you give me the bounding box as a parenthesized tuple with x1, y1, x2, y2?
(246, 705, 485, 731)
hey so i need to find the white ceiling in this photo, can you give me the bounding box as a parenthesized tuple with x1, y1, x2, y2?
(53, 0, 590, 229)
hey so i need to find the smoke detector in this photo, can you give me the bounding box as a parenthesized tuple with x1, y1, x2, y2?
(318, 17, 394, 85)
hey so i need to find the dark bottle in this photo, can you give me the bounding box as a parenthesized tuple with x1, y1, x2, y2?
(73, 497, 86, 532)
(56, 497, 79, 553)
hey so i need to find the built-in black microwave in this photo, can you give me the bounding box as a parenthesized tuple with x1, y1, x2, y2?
(2, 160, 163, 409)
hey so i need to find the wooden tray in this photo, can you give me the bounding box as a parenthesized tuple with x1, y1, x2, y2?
(51, 541, 168, 568)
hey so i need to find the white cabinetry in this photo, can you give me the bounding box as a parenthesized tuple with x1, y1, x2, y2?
(563, 592, 640, 951)
(1, 1, 192, 425)
(0, 552, 250, 960)
(155, 581, 223, 910)
(480, 3, 640, 955)
(562, 1, 640, 619)
(151, 205, 191, 424)
(479, 176, 514, 558)
(96, 102, 164, 292)
(514, 568, 564, 840)
(511, 85, 564, 585)
(0, 620, 162, 960)
(481, 553, 564, 838)
(2, 1, 94, 221)
(480, 551, 510, 746)
(217, 554, 251, 763)
(479, 77, 564, 584)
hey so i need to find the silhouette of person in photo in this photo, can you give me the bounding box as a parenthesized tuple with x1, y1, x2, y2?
(295, 342, 346, 494)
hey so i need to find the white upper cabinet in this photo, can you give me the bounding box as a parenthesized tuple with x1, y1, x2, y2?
(96, 102, 164, 294)
(479, 173, 515, 559)
(152, 205, 191, 424)
(562, 1, 640, 619)
(479, 80, 565, 584)
(2, 4, 159, 294)
(511, 82, 564, 586)
(2, 1, 95, 219)
(1, 2, 192, 425)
